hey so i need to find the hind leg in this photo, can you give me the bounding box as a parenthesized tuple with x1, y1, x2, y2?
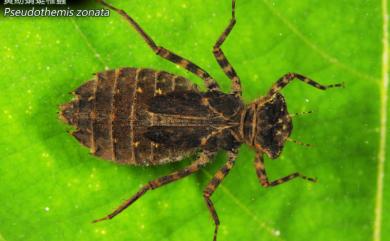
(99, 0, 220, 91)
(93, 152, 212, 222)
(213, 0, 242, 96)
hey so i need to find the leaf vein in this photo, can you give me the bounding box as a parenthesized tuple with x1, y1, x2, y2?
(202, 169, 285, 241)
(0, 232, 7, 241)
(261, 0, 377, 82)
(70, 19, 109, 70)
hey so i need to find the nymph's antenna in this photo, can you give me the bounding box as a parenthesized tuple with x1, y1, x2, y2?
(287, 137, 314, 147)
(289, 111, 313, 118)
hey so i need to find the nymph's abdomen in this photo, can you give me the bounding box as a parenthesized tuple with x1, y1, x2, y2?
(59, 68, 202, 165)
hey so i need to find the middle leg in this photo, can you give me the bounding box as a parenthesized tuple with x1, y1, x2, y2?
(213, 0, 242, 96)
(203, 150, 237, 241)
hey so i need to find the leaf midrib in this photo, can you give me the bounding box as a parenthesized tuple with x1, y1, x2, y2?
(373, 0, 389, 240)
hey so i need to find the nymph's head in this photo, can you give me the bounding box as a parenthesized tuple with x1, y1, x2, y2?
(242, 93, 292, 159)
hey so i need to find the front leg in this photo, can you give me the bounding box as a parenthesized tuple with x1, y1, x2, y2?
(267, 72, 344, 98)
(254, 152, 316, 187)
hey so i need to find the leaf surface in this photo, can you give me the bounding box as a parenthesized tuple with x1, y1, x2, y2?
(0, 0, 387, 241)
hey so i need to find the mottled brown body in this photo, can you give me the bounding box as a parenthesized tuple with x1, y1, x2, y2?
(59, 1, 343, 240)
(60, 68, 243, 165)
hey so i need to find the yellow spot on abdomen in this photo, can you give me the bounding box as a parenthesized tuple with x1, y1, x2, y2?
(201, 137, 207, 145)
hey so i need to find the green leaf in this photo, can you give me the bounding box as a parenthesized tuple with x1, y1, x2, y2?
(0, 0, 388, 241)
